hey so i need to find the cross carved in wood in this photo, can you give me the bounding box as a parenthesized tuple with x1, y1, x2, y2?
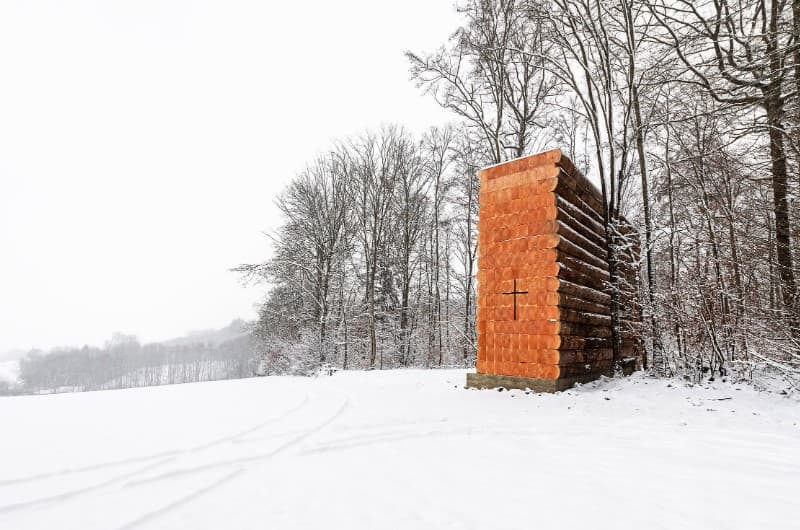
(502, 278, 528, 320)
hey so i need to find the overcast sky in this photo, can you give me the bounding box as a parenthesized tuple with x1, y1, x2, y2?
(0, 0, 458, 353)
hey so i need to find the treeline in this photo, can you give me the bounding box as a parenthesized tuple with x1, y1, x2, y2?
(238, 127, 481, 374)
(10, 322, 257, 395)
(246, 0, 799, 388)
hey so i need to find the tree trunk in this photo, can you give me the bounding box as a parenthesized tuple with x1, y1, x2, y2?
(367, 261, 377, 369)
(765, 98, 800, 338)
(632, 83, 658, 370)
(400, 280, 411, 366)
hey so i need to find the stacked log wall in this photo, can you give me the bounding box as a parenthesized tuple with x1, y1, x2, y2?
(474, 148, 643, 387)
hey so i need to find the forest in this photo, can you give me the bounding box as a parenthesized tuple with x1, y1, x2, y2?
(239, 0, 800, 389)
(4, 321, 256, 395)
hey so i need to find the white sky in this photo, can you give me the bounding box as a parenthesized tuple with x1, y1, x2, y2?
(0, 0, 457, 353)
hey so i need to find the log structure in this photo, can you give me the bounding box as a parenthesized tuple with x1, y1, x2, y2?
(466, 149, 642, 392)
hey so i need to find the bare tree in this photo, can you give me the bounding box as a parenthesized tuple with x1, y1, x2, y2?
(407, 0, 555, 164)
(275, 156, 350, 364)
(346, 127, 410, 368)
(450, 129, 482, 366)
(647, 0, 799, 339)
(389, 133, 429, 366)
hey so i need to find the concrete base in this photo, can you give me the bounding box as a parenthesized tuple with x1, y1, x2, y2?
(466, 372, 601, 393)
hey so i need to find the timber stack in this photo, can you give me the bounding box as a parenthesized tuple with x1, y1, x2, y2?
(467, 148, 642, 393)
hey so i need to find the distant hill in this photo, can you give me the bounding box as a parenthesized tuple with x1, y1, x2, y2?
(160, 319, 251, 348)
(3, 319, 257, 394)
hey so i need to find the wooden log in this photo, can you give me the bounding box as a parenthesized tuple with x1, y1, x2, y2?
(520, 192, 559, 212)
(478, 251, 558, 271)
(501, 320, 609, 338)
(556, 236, 609, 272)
(556, 363, 595, 378)
(557, 262, 609, 292)
(479, 195, 560, 219)
(558, 360, 615, 378)
(483, 165, 560, 192)
(554, 154, 604, 203)
(517, 349, 560, 364)
(555, 165, 606, 217)
(517, 306, 560, 321)
(556, 246, 610, 273)
(478, 242, 559, 262)
(558, 321, 613, 338)
(479, 148, 564, 180)
(554, 209, 608, 255)
(554, 293, 610, 315)
(515, 321, 561, 335)
(554, 170, 605, 224)
(500, 348, 617, 367)
(584, 337, 613, 349)
(558, 308, 612, 327)
(555, 278, 610, 304)
(556, 196, 606, 241)
(557, 348, 614, 365)
(514, 334, 586, 350)
(481, 165, 560, 192)
(479, 289, 609, 315)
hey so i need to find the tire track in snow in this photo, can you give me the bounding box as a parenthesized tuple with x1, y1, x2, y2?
(0, 457, 175, 514)
(0, 393, 310, 488)
(124, 396, 350, 487)
(116, 468, 245, 530)
(0, 452, 179, 488)
(113, 396, 350, 528)
(190, 393, 310, 450)
(299, 425, 562, 455)
(230, 415, 446, 446)
(0, 394, 311, 516)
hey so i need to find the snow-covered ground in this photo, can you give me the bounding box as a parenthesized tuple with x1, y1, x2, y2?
(0, 370, 798, 529)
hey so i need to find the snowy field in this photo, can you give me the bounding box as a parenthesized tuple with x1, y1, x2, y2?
(0, 370, 798, 530)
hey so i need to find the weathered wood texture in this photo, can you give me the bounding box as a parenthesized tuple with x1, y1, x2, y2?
(471, 148, 643, 392)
